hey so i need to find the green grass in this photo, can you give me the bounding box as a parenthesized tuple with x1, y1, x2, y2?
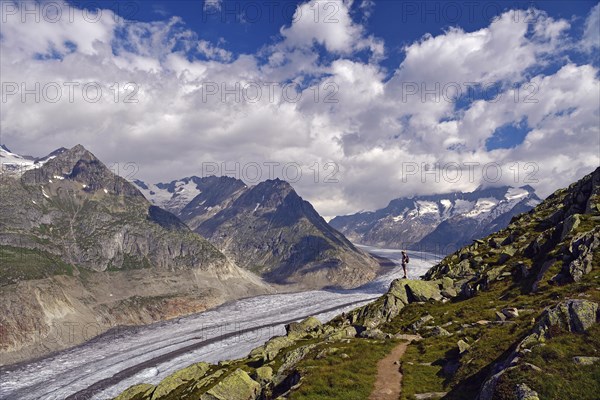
(0, 245, 74, 285)
(388, 259, 600, 400)
(495, 324, 600, 400)
(401, 337, 454, 399)
(289, 339, 400, 400)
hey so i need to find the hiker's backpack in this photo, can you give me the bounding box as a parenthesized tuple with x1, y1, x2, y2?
(405, 255, 410, 264)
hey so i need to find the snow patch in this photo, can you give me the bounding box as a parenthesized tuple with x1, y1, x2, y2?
(464, 198, 498, 218)
(505, 187, 529, 201)
(416, 201, 439, 215)
(134, 179, 204, 213)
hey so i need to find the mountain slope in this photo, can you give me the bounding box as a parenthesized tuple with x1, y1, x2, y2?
(0, 145, 271, 365)
(193, 179, 381, 288)
(134, 175, 247, 215)
(135, 178, 382, 289)
(329, 185, 541, 253)
(115, 167, 599, 400)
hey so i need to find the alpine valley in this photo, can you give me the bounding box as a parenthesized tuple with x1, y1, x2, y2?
(113, 167, 600, 400)
(0, 145, 376, 366)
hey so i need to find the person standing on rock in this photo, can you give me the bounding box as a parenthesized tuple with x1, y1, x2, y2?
(401, 250, 409, 279)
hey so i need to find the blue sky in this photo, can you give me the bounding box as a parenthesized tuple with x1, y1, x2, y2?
(2, 0, 600, 216)
(73, 0, 599, 73)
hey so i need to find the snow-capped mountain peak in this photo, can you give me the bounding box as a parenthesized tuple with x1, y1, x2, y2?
(0, 145, 63, 175)
(329, 185, 541, 253)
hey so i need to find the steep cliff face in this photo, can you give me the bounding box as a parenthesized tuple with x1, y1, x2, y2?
(0, 145, 271, 365)
(330, 185, 540, 253)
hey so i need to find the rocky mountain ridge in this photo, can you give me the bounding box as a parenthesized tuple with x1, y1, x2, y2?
(0, 145, 272, 366)
(134, 177, 381, 289)
(330, 185, 541, 253)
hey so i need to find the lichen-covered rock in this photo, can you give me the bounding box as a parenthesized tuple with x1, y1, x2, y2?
(457, 339, 470, 354)
(151, 362, 210, 399)
(426, 326, 452, 337)
(515, 383, 540, 400)
(200, 369, 260, 400)
(285, 316, 322, 338)
(388, 279, 410, 304)
(438, 277, 458, 298)
(410, 314, 434, 332)
(573, 356, 600, 365)
(115, 383, 155, 400)
(252, 366, 273, 385)
(566, 228, 599, 282)
(535, 299, 598, 334)
(327, 325, 358, 341)
(277, 344, 317, 375)
(350, 282, 408, 328)
(561, 214, 581, 240)
(359, 328, 389, 340)
(249, 335, 295, 362)
(404, 280, 443, 302)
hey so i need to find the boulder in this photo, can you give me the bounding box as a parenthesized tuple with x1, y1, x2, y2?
(455, 259, 475, 277)
(502, 308, 519, 319)
(515, 383, 540, 400)
(514, 262, 530, 280)
(252, 366, 273, 385)
(353, 288, 407, 328)
(359, 328, 389, 340)
(285, 316, 322, 338)
(560, 214, 581, 240)
(501, 233, 516, 246)
(115, 384, 155, 400)
(201, 369, 260, 400)
(457, 339, 470, 354)
(151, 362, 210, 399)
(388, 279, 410, 304)
(404, 280, 443, 302)
(277, 344, 317, 376)
(535, 299, 599, 334)
(438, 277, 458, 298)
(327, 325, 358, 341)
(566, 228, 599, 282)
(479, 365, 541, 400)
(572, 356, 600, 365)
(410, 314, 434, 331)
(249, 336, 295, 362)
(427, 326, 452, 337)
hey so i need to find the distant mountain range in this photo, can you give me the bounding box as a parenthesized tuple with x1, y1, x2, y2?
(329, 186, 541, 254)
(134, 177, 381, 288)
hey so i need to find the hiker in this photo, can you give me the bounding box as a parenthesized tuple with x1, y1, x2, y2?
(401, 250, 409, 279)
